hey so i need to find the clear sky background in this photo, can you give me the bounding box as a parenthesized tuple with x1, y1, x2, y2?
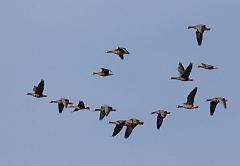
(1, 0, 240, 166)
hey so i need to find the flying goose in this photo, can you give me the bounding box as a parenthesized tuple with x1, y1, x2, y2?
(50, 98, 73, 113)
(106, 47, 130, 60)
(26, 79, 47, 98)
(198, 63, 218, 70)
(151, 110, 170, 129)
(109, 120, 126, 137)
(177, 87, 199, 109)
(206, 97, 227, 116)
(171, 62, 193, 81)
(188, 24, 211, 46)
(94, 105, 116, 120)
(70, 101, 90, 112)
(124, 119, 144, 139)
(93, 68, 113, 77)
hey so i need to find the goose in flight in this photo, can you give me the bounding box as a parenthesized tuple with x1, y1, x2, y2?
(70, 101, 90, 112)
(170, 62, 193, 81)
(109, 120, 126, 137)
(50, 98, 73, 113)
(106, 47, 130, 60)
(93, 68, 113, 77)
(94, 105, 116, 120)
(188, 24, 211, 46)
(26, 79, 47, 98)
(206, 97, 227, 116)
(151, 110, 170, 129)
(124, 118, 144, 139)
(177, 87, 199, 109)
(198, 63, 218, 70)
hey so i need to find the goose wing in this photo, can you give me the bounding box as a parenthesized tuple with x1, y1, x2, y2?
(210, 101, 218, 116)
(187, 87, 198, 105)
(35, 80, 44, 95)
(124, 126, 135, 139)
(99, 111, 106, 120)
(219, 98, 227, 109)
(196, 31, 203, 46)
(182, 63, 193, 78)
(157, 114, 164, 129)
(112, 122, 125, 137)
(58, 103, 64, 114)
(178, 62, 185, 75)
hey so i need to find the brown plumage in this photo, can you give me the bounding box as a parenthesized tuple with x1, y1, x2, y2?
(50, 98, 73, 113)
(177, 87, 199, 109)
(206, 97, 227, 116)
(106, 47, 130, 60)
(124, 119, 144, 139)
(188, 24, 211, 46)
(109, 120, 126, 137)
(93, 68, 113, 77)
(198, 63, 218, 70)
(26, 79, 47, 98)
(151, 110, 170, 129)
(93, 105, 116, 120)
(70, 101, 90, 112)
(170, 62, 193, 81)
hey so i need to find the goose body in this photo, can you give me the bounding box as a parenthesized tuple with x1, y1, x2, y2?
(198, 63, 218, 70)
(93, 68, 113, 77)
(106, 47, 129, 60)
(188, 24, 211, 46)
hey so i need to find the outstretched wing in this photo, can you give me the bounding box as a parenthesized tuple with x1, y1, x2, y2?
(58, 103, 64, 114)
(219, 98, 227, 109)
(182, 63, 192, 79)
(35, 80, 44, 95)
(187, 87, 198, 105)
(118, 54, 124, 60)
(99, 111, 106, 120)
(196, 31, 203, 46)
(210, 101, 218, 116)
(178, 62, 185, 75)
(124, 126, 134, 139)
(157, 114, 164, 129)
(112, 123, 124, 137)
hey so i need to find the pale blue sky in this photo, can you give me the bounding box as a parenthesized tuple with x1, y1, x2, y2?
(1, 0, 240, 166)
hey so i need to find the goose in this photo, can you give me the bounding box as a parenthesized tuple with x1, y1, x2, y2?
(70, 101, 90, 112)
(206, 97, 227, 116)
(93, 68, 113, 77)
(198, 63, 218, 70)
(151, 110, 170, 129)
(171, 62, 193, 81)
(188, 24, 211, 46)
(106, 47, 129, 60)
(177, 87, 199, 109)
(26, 79, 47, 98)
(50, 98, 73, 113)
(124, 119, 144, 139)
(94, 105, 116, 120)
(109, 120, 126, 137)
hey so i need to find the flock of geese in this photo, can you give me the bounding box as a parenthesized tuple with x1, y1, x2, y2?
(26, 24, 227, 139)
